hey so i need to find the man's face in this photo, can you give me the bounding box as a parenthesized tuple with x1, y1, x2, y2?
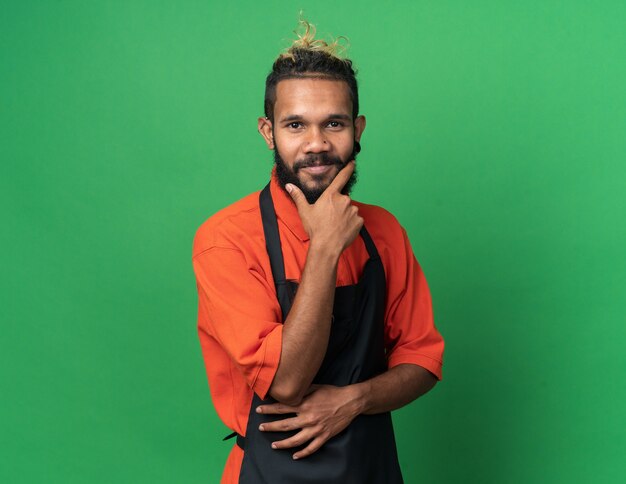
(260, 78, 366, 203)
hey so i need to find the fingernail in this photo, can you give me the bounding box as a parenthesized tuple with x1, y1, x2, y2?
(256, 407, 262, 413)
(271, 443, 277, 449)
(293, 455, 299, 460)
(286, 184, 293, 193)
(259, 424, 264, 431)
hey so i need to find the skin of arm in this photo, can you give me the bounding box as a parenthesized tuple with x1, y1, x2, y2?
(258, 364, 438, 459)
(354, 362, 437, 414)
(268, 162, 363, 406)
(268, 244, 339, 405)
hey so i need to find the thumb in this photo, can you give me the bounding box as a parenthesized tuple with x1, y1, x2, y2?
(286, 183, 308, 210)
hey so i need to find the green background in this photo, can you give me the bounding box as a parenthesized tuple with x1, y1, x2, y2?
(2, 1, 625, 482)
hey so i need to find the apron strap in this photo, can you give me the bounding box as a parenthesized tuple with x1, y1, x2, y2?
(359, 225, 380, 260)
(260, 183, 293, 320)
(260, 184, 286, 284)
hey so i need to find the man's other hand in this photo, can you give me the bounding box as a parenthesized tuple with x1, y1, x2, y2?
(256, 384, 364, 460)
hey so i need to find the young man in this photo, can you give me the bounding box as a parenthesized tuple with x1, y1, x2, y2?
(192, 21, 445, 483)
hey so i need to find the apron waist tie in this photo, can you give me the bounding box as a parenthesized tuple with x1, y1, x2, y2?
(236, 433, 246, 450)
(223, 431, 246, 450)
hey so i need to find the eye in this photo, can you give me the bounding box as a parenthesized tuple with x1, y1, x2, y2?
(327, 121, 344, 128)
(287, 122, 303, 129)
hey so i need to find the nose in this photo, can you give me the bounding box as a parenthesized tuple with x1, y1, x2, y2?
(304, 127, 329, 153)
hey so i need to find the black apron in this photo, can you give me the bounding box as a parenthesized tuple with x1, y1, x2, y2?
(233, 184, 403, 483)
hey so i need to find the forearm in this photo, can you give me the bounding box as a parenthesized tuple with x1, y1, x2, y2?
(258, 364, 439, 459)
(352, 364, 438, 415)
(269, 242, 340, 404)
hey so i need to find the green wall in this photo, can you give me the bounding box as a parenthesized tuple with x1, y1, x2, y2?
(2, 1, 624, 482)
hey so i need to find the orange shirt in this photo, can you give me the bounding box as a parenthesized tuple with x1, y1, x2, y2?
(192, 168, 444, 483)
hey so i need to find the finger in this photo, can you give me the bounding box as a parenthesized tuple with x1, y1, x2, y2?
(285, 183, 309, 211)
(256, 403, 298, 415)
(271, 428, 317, 450)
(259, 416, 303, 433)
(326, 160, 355, 194)
(293, 434, 328, 460)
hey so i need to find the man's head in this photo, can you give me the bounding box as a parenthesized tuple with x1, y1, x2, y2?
(258, 20, 366, 203)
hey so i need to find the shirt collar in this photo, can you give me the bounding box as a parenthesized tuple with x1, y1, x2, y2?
(269, 166, 310, 242)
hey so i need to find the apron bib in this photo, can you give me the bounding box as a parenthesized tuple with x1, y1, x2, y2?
(234, 183, 403, 483)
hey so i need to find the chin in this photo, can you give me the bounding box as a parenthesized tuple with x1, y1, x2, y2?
(301, 172, 335, 190)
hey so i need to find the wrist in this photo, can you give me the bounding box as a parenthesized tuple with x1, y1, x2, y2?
(308, 239, 341, 264)
(348, 381, 371, 416)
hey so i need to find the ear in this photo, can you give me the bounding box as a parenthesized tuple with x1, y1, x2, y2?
(354, 115, 366, 142)
(258, 117, 275, 149)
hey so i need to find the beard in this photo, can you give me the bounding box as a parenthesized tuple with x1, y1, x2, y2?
(274, 146, 358, 204)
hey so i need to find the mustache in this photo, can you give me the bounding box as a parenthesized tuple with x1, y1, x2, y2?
(293, 153, 346, 173)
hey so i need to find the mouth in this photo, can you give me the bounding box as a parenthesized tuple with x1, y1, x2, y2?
(295, 155, 344, 175)
(301, 164, 334, 175)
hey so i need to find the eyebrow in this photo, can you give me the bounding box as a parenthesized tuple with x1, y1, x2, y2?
(279, 113, 352, 123)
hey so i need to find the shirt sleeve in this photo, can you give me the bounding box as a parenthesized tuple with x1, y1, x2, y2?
(384, 227, 444, 380)
(193, 245, 283, 399)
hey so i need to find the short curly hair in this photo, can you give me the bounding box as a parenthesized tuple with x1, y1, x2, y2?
(264, 19, 359, 123)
